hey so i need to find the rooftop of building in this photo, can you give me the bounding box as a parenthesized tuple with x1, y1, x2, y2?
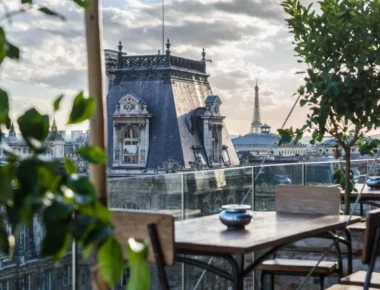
(107, 39, 209, 75)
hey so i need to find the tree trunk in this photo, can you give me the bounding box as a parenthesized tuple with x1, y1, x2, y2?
(84, 1, 110, 290)
(344, 148, 351, 215)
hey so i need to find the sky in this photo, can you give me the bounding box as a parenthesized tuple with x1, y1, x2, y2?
(0, 0, 311, 136)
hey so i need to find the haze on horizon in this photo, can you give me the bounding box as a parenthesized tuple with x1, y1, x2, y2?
(1, 0, 312, 136)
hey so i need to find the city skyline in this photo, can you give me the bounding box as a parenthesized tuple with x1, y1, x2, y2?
(3, 0, 310, 135)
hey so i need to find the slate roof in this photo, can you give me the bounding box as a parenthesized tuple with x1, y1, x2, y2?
(47, 131, 65, 142)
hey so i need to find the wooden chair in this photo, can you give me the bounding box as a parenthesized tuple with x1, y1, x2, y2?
(258, 185, 347, 290)
(111, 209, 175, 290)
(327, 209, 380, 290)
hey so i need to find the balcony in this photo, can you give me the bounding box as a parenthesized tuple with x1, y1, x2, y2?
(3, 158, 378, 290)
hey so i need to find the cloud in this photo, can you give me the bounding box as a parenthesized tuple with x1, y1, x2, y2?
(1, 0, 312, 134)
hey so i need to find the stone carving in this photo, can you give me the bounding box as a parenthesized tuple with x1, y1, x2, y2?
(159, 158, 184, 173)
(121, 55, 206, 74)
(189, 157, 206, 171)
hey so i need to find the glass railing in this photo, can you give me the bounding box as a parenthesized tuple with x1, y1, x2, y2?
(5, 158, 379, 290)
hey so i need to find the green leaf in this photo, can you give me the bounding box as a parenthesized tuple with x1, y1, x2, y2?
(6, 42, 20, 60)
(64, 158, 77, 174)
(68, 92, 96, 124)
(79, 202, 112, 224)
(83, 227, 113, 247)
(300, 99, 307, 107)
(21, 0, 32, 3)
(127, 238, 151, 290)
(53, 95, 64, 111)
(17, 108, 49, 148)
(69, 177, 97, 204)
(69, 214, 95, 240)
(73, 0, 89, 8)
(98, 237, 124, 287)
(44, 201, 73, 221)
(0, 28, 7, 65)
(77, 146, 107, 164)
(0, 89, 11, 128)
(38, 7, 66, 20)
(0, 166, 13, 204)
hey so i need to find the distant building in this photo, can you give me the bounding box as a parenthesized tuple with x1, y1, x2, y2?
(58, 130, 66, 140)
(105, 40, 239, 172)
(232, 83, 307, 161)
(71, 130, 84, 142)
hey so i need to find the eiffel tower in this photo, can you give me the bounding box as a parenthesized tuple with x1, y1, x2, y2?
(249, 80, 262, 133)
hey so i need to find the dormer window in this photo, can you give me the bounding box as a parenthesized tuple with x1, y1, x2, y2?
(193, 148, 207, 165)
(212, 127, 219, 163)
(112, 93, 151, 168)
(123, 128, 139, 163)
(222, 146, 230, 166)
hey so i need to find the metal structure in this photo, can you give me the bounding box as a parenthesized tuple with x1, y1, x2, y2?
(249, 80, 262, 133)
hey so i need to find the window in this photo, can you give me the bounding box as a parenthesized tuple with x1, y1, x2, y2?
(222, 149, 230, 166)
(212, 128, 219, 163)
(41, 272, 51, 290)
(123, 202, 140, 210)
(193, 149, 206, 165)
(21, 275, 30, 290)
(0, 281, 8, 290)
(123, 128, 139, 164)
(18, 225, 26, 252)
(63, 265, 71, 286)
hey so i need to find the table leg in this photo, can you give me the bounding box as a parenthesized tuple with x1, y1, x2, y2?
(345, 229, 353, 274)
(224, 255, 243, 290)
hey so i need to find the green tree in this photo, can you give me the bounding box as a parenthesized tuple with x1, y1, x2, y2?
(0, 1, 150, 289)
(279, 0, 380, 214)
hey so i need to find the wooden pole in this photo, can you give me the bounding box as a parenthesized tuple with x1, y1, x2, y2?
(84, 1, 110, 290)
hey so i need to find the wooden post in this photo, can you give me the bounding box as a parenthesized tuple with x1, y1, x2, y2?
(84, 1, 110, 290)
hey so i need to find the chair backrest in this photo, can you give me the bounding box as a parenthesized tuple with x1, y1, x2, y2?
(362, 208, 380, 265)
(276, 185, 341, 215)
(111, 209, 175, 266)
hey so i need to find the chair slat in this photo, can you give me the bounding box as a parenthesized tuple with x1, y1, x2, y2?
(362, 208, 380, 265)
(111, 209, 175, 266)
(276, 185, 341, 215)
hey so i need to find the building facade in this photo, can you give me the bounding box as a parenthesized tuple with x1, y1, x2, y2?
(106, 40, 239, 172)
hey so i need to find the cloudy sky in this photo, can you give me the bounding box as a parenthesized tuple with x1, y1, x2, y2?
(1, 0, 310, 136)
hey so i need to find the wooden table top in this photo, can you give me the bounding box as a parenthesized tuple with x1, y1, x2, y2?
(341, 184, 380, 201)
(175, 212, 361, 255)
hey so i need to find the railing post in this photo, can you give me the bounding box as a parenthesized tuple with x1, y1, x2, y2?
(301, 163, 306, 186)
(252, 166, 256, 211)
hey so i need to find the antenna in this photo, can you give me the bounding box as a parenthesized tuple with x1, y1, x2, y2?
(162, 0, 165, 53)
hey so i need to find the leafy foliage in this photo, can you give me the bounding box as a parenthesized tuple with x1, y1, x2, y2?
(280, 0, 380, 213)
(128, 239, 151, 290)
(68, 92, 96, 124)
(0, 1, 151, 289)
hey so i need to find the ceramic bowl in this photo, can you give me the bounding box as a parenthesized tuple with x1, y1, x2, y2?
(219, 204, 252, 229)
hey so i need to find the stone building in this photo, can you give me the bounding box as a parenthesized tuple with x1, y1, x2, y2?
(105, 40, 239, 173)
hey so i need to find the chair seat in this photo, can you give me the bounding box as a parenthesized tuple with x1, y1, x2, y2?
(258, 259, 337, 275)
(326, 285, 378, 290)
(347, 222, 367, 232)
(340, 271, 380, 288)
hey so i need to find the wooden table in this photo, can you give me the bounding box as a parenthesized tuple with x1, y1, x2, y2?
(175, 212, 361, 290)
(341, 184, 380, 215)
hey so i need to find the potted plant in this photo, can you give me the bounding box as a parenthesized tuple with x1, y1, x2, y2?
(279, 0, 380, 214)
